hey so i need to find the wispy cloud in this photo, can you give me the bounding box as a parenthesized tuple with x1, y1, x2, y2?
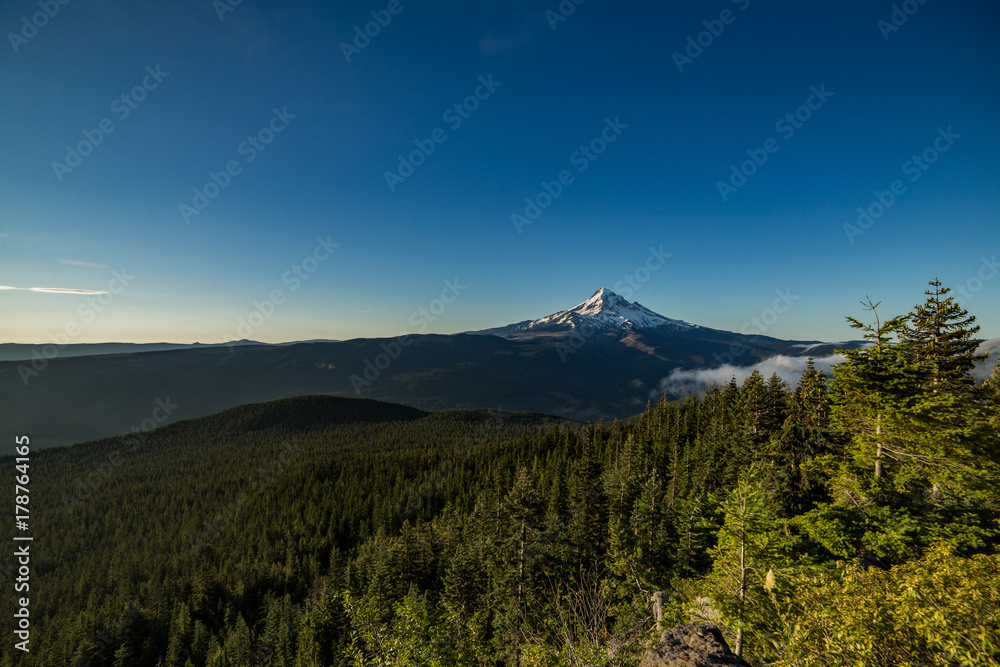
(0, 285, 108, 295)
(59, 259, 110, 269)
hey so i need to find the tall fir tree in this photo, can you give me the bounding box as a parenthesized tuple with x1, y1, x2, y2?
(894, 280, 995, 498)
(705, 463, 788, 660)
(770, 359, 836, 516)
(830, 298, 921, 489)
(901, 278, 985, 390)
(739, 370, 768, 445)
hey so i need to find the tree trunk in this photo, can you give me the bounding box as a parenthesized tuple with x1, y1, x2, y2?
(875, 414, 883, 479)
(517, 518, 526, 610)
(651, 591, 664, 631)
(495, 485, 502, 540)
(735, 514, 746, 657)
(649, 491, 656, 553)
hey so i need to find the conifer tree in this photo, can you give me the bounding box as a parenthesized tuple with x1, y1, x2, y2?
(796, 358, 830, 430)
(705, 462, 787, 659)
(505, 468, 543, 613)
(631, 468, 667, 583)
(902, 278, 985, 390)
(222, 613, 252, 665)
(165, 603, 193, 666)
(740, 370, 768, 444)
(763, 372, 791, 437)
(892, 281, 993, 497)
(770, 359, 835, 515)
(566, 442, 607, 568)
(830, 297, 920, 487)
(825, 292, 997, 560)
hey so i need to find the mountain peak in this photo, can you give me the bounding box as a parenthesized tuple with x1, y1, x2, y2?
(473, 288, 694, 337)
(577, 287, 632, 315)
(555, 288, 689, 330)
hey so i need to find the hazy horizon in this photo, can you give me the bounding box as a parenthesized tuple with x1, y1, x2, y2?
(3, 283, 996, 347)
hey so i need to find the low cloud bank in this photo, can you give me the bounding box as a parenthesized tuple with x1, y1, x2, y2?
(654, 354, 846, 398)
(973, 337, 1000, 382)
(654, 337, 1000, 399)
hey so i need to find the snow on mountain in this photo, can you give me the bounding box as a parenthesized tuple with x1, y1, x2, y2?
(490, 287, 693, 335)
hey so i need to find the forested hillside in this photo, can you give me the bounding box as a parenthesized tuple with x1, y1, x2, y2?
(3, 282, 999, 666)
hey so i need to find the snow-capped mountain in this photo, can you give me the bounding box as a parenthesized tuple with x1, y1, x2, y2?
(474, 287, 694, 337)
(468, 288, 859, 370)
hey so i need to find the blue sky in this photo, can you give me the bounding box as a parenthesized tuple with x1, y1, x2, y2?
(1, 0, 998, 344)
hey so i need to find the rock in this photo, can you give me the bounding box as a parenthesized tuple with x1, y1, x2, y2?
(639, 624, 749, 667)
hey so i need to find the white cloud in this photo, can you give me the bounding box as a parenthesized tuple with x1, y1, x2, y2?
(974, 337, 1000, 382)
(655, 337, 1000, 398)
(654, 354, 845, 398)
(0, 285, 108, 295)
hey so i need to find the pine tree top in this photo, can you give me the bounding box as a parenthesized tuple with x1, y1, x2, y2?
(902, 278, 985, 386)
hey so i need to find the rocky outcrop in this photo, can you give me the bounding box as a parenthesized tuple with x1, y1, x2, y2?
(639, 624, 749, 667)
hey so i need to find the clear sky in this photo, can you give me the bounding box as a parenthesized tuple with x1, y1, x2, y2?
(1, 0, 998, 344)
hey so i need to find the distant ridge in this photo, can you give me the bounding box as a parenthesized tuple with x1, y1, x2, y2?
(0, 339, 340, 362)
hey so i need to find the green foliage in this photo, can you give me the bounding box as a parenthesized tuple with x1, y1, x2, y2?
(830, 297, 922, 491)
(902, 278, 986, 389)
(777, 543, 1000, 667)
(704, 463, 791, 659)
